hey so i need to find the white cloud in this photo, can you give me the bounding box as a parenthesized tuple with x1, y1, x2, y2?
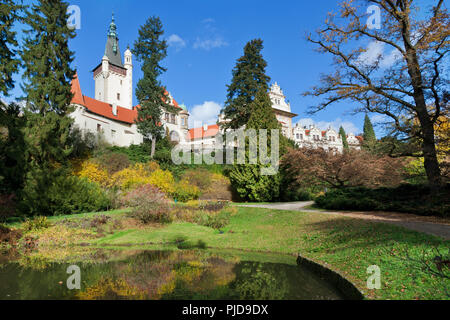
(295, 118, 360, 135)
(188, 101, 222, 128)
(167, 34, 186, 51)
(357, 41, 402, 68)
(202, 18, 215, 24)
(193, 37, 228, 50)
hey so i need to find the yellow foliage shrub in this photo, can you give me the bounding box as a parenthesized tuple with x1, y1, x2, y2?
(76, 160, 110, 187)
(149, 169, 176, 194)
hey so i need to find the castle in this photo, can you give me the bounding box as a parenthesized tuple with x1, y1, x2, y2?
(70, 15, 361, 152)
(70, 15, 189, 147)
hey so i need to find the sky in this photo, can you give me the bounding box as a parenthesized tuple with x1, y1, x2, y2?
(6, 0, 434, 136)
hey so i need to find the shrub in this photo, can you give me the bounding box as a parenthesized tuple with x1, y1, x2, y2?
(111, 163, 155, 190)
(96, 152, 131, 175)
(76, 160, 110, 187)
(181, 168, 212, 191)
(315, 184, 450, 217)
(171, 180, 200, 202)
(124, 185, 172, 224)
(148, 169, 176, 194)
(281, 148, 405, 189)
(107, 144, 152, 163)
(200, 173, 234, 201)
(196, 210, 231, 230)
(23, 216, 51, 232)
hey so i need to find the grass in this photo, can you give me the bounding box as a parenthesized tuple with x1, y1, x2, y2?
(7, 206, 450, 300)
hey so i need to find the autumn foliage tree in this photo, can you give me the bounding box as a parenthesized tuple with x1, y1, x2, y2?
(304, 0, 449, 190)
(282, 147, 404, 189)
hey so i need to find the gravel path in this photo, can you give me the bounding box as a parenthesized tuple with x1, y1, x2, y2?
(239, 202, 450, 240)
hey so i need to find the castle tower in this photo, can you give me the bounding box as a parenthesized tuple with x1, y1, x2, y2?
(93, 14, 133, 110)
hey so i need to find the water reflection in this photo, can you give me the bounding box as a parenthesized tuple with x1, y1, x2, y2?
(0, 250, 344, 300)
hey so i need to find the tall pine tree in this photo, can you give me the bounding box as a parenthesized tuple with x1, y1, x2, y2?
(229, 90, 282, 202)
(363, 114, 377, 151)
(133, 16, 177, 157)
(339, 126, 349, 150)
(0, 0, 21, 97)
(21, 0, 75, 115)
(221, 39, 270, 129)
(0, 0, 24, 193)
(19, 0, 76, 215)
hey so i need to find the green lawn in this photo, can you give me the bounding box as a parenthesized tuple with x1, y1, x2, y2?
(9, 206, 450, 300)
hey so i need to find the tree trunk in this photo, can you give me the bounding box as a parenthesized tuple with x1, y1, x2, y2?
(420, 115, 442, 191)
(151, 137, 156, 158)
(404, 49, 442, 191)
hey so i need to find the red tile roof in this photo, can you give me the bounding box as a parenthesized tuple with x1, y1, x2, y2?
(188, 124, 220, 141)
(70, 73, 181, 124)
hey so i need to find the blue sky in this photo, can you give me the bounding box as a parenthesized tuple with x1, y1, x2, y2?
(7, 0, 418, 136)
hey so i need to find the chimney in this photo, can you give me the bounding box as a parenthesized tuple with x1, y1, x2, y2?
(112, 103, 117, 116)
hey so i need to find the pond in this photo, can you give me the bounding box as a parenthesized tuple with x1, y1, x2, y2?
(0, 249, 346, 300)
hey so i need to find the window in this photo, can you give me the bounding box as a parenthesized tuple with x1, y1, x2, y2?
(120, 80, 122, 85)
(97, 124, 102, 132)
(165, 113, 169, 122)
(171, 114, 176, 124)
(300, 134, 303, 140)
(111, 129, 116, 138)
(296, 134, 300, 139)
(117, 93, 120, 100)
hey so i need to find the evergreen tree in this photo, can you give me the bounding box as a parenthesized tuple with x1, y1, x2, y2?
(221, 39, 270, 129)
(18, 0, 76, 215)
(363, 114, 377, 150)
(229, 90, 282, 202)
(133, 16, 177, 157)
(21, 0, 75, 115)
(0, 1, 23, 193)
(0, 0, 21, 97)
(339, 126, 349, 150)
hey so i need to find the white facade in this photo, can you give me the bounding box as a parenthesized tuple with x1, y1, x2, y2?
(269, 82, 297, 139)
(293, 124, 344, 153)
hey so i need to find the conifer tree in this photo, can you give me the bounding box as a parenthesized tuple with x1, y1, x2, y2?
(21, 0, 75, 115)
(0, 0, 21, 97)
(221, 39, 270, 129)
(229, 90, 282, 202)
(133, 16, 177, 157)
(339, 126, 349, 150)
(363, 114, 377, 151)
(19, 0, 76, 215)
(0, 0, 24, 193)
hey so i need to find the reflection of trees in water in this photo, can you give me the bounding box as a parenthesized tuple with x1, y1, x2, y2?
(77, 250, 237, 300)
(230, 262, 290, 300)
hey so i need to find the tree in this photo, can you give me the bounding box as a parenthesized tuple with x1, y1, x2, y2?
(221, 39, 271, 129)
(229, 90, 282, 202)
(282, 147, 404, 189)
(363, 114, 377, 150)
(19, 0, 76, 215)
(0, 0, 21, 97)
(304, 0, 449, 190)
(339, 126, 349, 150)
(0, 0, 23, 193)
(133, 16, 177, 158)
(21, 0, 75, 115)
